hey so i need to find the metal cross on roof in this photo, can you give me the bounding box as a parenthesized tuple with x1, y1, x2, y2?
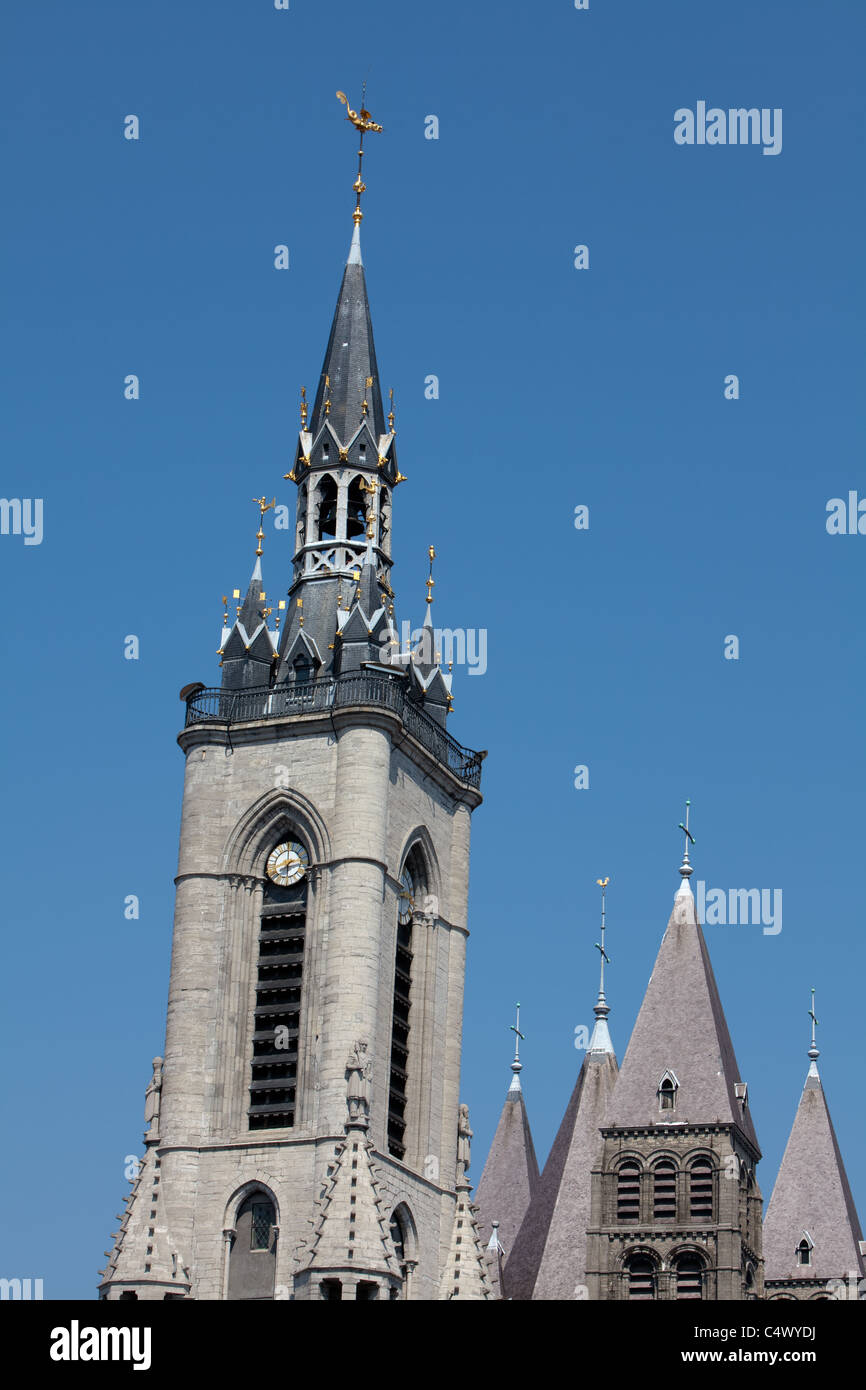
(808, 987, 819, 1061)
(594, 877, 611, 997)
(509, 1002, 525, 1077)
(678, 799, 695, 879)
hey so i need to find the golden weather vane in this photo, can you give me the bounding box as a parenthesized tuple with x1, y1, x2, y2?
(336, 87, 383, 226)
(252, 496, 276, 557)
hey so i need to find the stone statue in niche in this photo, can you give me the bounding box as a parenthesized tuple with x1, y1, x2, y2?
(346, 1039, 373, 1127)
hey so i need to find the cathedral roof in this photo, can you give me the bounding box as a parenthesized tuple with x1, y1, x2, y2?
(474, 1074, 540, 1258)
(763, 1050, 865, 1284)
(608, 875, 760, 1153)
(508, 1054, 618, 1301)
(309, 225, 386, 443)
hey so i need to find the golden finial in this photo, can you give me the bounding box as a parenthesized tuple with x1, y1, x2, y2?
(300, 386, 308, 430)
(360, 476, 378, 540)
(353, 566, 362, 601)
(336, 88, 383, 227)
(362, 376, 372, 416)
(426, 544, 436, 605)
(388, 387, 396, 433)
(275, 599, 285, 631)
(324, 373, 331, 416)
(252, 495, 276, 557)
(297, 596, 304, 628)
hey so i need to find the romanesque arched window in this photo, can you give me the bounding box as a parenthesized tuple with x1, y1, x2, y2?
(625, 1253, 656, 1300)
(387, 849, 426, 1159)
(249, 835, 310, 1130)
(675, 1252, 704, 1300)
(617, 1162, 641, 1221)
(227, 1191, 277, 1301)
(653, 1160, 677, 1220)
(689, 1158, 714, 1222)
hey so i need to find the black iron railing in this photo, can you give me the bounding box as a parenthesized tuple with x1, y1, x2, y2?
(184, 675, 483, 789)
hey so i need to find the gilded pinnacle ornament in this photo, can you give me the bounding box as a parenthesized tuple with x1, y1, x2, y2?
(336, 87, 383, 227)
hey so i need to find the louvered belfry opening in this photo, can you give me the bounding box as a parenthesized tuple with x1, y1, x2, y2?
(626, 1254, 656, 1301)
(689, 1158, 714, 1221)
(617, 1162, 641, 1221)
(675, 1253, 704, 1299)
(387, 850, 425, 1159)
(653, 1161, 677, 1220)
(249, 867, 308, 1130)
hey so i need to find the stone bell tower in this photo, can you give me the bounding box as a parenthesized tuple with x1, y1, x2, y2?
(99, 99, 486, 1302)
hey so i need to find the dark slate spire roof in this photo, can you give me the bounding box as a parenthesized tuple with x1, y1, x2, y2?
(507, 1021, 618, 1301)
(474, 1074, 540, 1261)
(608, 876, 760, 1153)
(309, 226, 386, 443)
(763, 1053, 865, 1284)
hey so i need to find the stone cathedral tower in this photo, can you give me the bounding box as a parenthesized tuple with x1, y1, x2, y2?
(99, 111, 486, 1301)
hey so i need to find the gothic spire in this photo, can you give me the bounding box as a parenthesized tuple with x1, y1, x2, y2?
(308, 227, 387, 442)
(608, 811, 759, 1152)
(506, 883, 618, 1301)
(473, 1010, 540, 1266)
(763, 995, 865, 1289)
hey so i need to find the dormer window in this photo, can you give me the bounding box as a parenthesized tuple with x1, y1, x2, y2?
(658, 1070, 679, 1112)
(293, 656, 312, 686)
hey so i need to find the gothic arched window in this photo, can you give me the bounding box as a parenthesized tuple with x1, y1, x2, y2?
(387, 849, 426, 1159)
(249, 834, 310, 1130)
(316, 476, 338, 540)
(689, 1158, 714, 1222)
(658, 1071, 678, 1112)
(346, 476, 367, 540)
(675, 1252, 704, 1300)
(617, 1162, 641, 1222)
(227, 1191, 277, 1301)
(653, 1160, 677, 1220)
(625, 1253, 656, 1300)
(797, 1238, 812, 1267)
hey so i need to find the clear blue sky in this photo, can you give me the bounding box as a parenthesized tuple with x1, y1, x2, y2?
(2, 1, 863, 1297)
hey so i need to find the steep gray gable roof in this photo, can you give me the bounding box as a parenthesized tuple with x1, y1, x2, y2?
(608, 881, 759, 1153)
(764, 1063, 865, 1283)
(474, 1083, 540, 1259)
(507, 1050, 619, 1301)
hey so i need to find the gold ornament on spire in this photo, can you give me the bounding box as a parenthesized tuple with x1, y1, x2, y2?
(388, 387, 396, 433)
(336, 88, 383, 226)
(425, 544, 436, 605)
(300, 386, 308, 430)
(252, 496, 276, 557)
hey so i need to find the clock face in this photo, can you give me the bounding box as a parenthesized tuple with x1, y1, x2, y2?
(398, 868, 415, 925)
(266, 840, 309, 887)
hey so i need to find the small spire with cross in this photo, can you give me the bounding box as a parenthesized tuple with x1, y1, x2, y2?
(509, 1002, 525, 1091)
(677, 799, 695, 889)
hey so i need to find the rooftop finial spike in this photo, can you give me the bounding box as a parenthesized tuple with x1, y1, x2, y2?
(336, 87, 383, 231)
(677, 799, 695, 894)
(425, 544, 436, 606)
(594, 877, 611, 1009)
(808, 986, 820, 1068)
(509, 1002, 525, 1090)
(588, 878, 614, 1054)
(252, 495, 276, 559)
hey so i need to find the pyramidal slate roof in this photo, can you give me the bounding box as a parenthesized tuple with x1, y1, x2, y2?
(507, 1046, 618, 1301)
(608, 875, 760, 1153)
(763, 1055, 865, 1284)
(309, 225, 386, 442)
(474, 1073, 540, 1258)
